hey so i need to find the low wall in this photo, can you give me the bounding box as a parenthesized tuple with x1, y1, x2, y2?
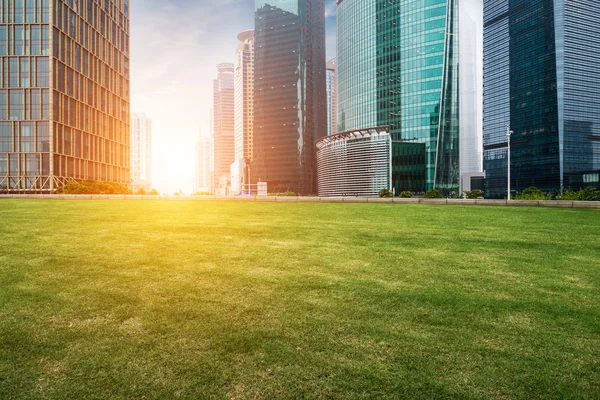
(0, 194, 599, 208)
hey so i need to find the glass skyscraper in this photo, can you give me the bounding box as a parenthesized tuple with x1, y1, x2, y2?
(130, 113, 151, 191)
(212, 62, 235, 194)
(483, 0, 600, 198)
(326, 58, 337, 137)
(337, 0, 482, 195)
(0, 0, 130, 193)
(253, 0, 327, 195)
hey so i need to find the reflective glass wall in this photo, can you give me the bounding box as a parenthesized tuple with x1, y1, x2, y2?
(253, 0, 326, 195)
(483, 0, 600, 198)
(0, 0, 131, 192)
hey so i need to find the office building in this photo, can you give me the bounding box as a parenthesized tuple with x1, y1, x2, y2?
(212, 62, 235, 194)
(326, 58, 337, 137)
(0, 0, 130, 192)
(317, 127, 391, 197)
(483, 0, 600, 198)
(194, 135, 211, 193)
(253, 0, 327, 195)
(130, 113, 152, 191)
(337, 0, 482, 195)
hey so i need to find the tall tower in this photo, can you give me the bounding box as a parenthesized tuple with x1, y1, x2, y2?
(337, 0, 483, 195)
(234, 30, 255, 163)
(483, 0, 600, 198)
(130, 113, 152, 191)
(326, 59, 337, 137)
(0, 0, 130, 193)
(253, 0, 327, 195)
(212, 63, 235, 194)
(194, 135, 211, 193)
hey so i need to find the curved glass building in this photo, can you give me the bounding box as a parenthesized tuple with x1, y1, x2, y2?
(337, 0, 482, 195)
(253, 0, 327, 195)
(316, 127, 391, 197)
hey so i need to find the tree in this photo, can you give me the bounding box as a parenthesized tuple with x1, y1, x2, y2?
(463, 189, 484, 199)
(378, 188, 393, 198)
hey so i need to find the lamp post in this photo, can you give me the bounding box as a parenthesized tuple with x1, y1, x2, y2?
(507, 126, 513, 201)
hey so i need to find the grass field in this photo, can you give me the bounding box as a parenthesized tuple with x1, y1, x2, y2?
(0, 200, 599, 399)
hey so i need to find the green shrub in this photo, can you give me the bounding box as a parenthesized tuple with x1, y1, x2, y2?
(463, 189, 484, 199)
(423, 188, 443, 199)
(378, 188, 393, 198)
(135, 188, 147, 195)
(558, 187, 600, 201)
(513, 186, 551, 200)
(149, 189, 159, 195)
(399, 191, 413, 198)
(556, 190, 580, 201)
(57, 180, 131, 195)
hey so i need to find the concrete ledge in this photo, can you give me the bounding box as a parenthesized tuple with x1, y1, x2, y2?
(572, 201, 600, 209)
(393, 198, 420, 204)
(233, 196, 255, 201)
(255, 196, 277, 202)
(477, 199, 507, 206)
(508, 200, 540, 207)
(421, 199, 447, 205)
(342, 197, 368, 203)
(275, 197, 298, 202)
(297, 197, 320, 202)
(540, 200, 573, 208)
(367, 197, 393, 203)
(446, 199, 477, 205)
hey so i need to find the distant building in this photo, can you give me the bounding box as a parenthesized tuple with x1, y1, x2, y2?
(317, 127, 391, 197)
(253, 0, 327, 195)
(233, 30, 255, 193)
(483, 0, 600, 197)
(212, 63, 235, 194)
(130, 114, 152, 191)
(336, 0, 483, 195)
(326, 59, 337, 137)
(194, 135, 211, 193)
(0, 1, 130, 193)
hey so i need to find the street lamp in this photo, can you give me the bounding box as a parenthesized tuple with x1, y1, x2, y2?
(507, 126, 513, 201)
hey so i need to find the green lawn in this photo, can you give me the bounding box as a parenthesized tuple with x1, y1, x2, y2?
(0, 200, 599, 399)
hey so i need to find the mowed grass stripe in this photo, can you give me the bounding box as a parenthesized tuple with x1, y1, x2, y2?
(0, 200, 599, 399)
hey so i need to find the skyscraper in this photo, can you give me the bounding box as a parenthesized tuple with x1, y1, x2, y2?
(212, 62, 235, 194)
(234, 30, 254, 163)
(326, 59, 337, 137)
(130, 113, 152, 191)
(194, 135, 211, 193)
(0, 0, 130, 193)
(337, 0, 482, 195)
(253, 0, 327, 195)
(483, 0, 600, 198)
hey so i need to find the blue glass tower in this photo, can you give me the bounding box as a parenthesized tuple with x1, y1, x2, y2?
(337, 0, 483, 195)
(483, 0, 600, 198)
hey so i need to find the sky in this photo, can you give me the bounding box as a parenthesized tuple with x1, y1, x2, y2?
(130, 0, 338, 194)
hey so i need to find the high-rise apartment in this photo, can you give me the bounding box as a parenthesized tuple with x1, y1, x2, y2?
(337, 0, 482, 195)
(234, 30, 254, 163)
(0, 0, 130, 192)
(212, 62, 235, 194)
(326, 58, 337, 137)
(130, 113, 151, 190)
(253, 0, 327, 195)
(483, 0, 600, 198)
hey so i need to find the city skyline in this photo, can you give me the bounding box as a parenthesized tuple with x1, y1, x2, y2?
(130, 0, 337, 194)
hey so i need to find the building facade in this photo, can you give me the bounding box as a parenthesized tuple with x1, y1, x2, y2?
(326, 58, 337, 137)
(337, 0, 482, 195)
(194, 134, 211, 193)
(130, 113, 151, 190)
(253, 0, 327, 195)
(483, 0, 600, 198)
(234, 30, 254, 163)
(212, 62, 235, 194)
(317, 127, 391, 197)
(0, 0, 131, 192)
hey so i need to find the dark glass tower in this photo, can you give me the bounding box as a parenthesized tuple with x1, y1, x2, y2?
(337, 0, 483, 196)
(0, 0, 131, 193)
(253, 0, 326, 195)
(483, 0, 600, 198)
